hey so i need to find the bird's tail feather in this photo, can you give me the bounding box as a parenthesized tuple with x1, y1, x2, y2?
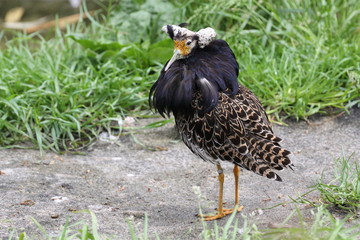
(231, 136, 292, 181)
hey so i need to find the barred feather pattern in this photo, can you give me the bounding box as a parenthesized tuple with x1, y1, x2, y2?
(175, 85, 293, 181)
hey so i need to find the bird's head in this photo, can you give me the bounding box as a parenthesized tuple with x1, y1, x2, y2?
(161, 24, 216, 71)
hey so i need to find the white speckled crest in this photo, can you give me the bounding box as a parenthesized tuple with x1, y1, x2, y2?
(161, 25, 196, 38)
(196, 27, 217, 48)
(162, 25, 217, 48)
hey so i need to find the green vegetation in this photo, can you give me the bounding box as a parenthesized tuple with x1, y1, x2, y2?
(314, 154, 360, 213)
(291, 154, 360, 215)
(0, 2, 175, 152)
(7, 210, 110, 240)
(185, 0, 360, 119)
(7, 207, 360, 240)
(201, 206, 360, 240)
(0, 0, 359, 151)
(260, 207, 360, 240)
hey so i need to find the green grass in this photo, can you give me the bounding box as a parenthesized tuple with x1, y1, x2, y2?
(0, 28, 153, 152)
(290, 154, 360, 215)
(7, 210, 111, 240)
(184, 0, 360, 119)
(7, 206, 360, 240)
(224, 206, 360, 240)
(0, 0, 359, 151)
(0, 2, 175, 152)
(260, 206, 360, 240)
(314, 154, 360, 213)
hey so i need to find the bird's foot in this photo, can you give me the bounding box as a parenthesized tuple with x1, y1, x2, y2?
(199, 205, 244, 221)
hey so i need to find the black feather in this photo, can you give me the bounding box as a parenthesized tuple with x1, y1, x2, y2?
(150, 39, 239, 117)
(167, 25, 174, 39)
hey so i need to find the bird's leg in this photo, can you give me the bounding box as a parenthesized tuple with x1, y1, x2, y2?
(220, 165, 243, 214)
(201, 164, 243, 221)
(216, 164, 225, 215)
(232, 165, 244, 212)
(234, 165, 240, 205)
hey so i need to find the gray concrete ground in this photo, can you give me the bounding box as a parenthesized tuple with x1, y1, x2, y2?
(0, 108, 359, 239)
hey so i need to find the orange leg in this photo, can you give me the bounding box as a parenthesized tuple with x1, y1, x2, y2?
(229, 165, 243, 213)
(233, 165, 240, 205)
(201, 164, 243, 221)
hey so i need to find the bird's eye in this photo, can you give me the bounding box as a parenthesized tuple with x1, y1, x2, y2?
(186, 40, 192, 46)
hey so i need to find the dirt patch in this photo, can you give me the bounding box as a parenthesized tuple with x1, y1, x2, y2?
(0, 108, 359, 239)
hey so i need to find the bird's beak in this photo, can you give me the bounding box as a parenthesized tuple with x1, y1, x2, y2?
(164, 49, 181, 71)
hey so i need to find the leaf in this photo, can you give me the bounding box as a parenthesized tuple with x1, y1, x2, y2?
(147, 47, 172, 63)
(147, 38, 173, 63)
(67, 35, 125, 52)
(143, 119, 174, 129)
(116, 10, 152, 44)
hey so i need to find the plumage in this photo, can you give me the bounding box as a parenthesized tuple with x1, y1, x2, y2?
(150, 39, 239, 117)
(174, 86, 292, 181)
(149, 24, 293, 220)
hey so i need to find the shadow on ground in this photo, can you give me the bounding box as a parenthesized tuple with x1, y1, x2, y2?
(0, 108, 359, 239)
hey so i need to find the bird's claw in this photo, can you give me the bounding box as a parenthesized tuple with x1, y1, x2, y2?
(198, 205, 244, 221)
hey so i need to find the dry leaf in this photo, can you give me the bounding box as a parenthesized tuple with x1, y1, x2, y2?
(5, 7, 25, 22)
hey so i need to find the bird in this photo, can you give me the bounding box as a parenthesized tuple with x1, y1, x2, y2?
(149, 23, 293, 221)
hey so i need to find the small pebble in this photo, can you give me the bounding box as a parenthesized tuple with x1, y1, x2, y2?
(123, 211, 146, 219)
(51, 214, 60, 219)
(250, 208, 264, 216)
(51, 196, 69, 203)
(61, 183, 73, 189)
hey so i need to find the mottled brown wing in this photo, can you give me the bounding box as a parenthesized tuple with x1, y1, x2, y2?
(175, 86, 292, 181)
